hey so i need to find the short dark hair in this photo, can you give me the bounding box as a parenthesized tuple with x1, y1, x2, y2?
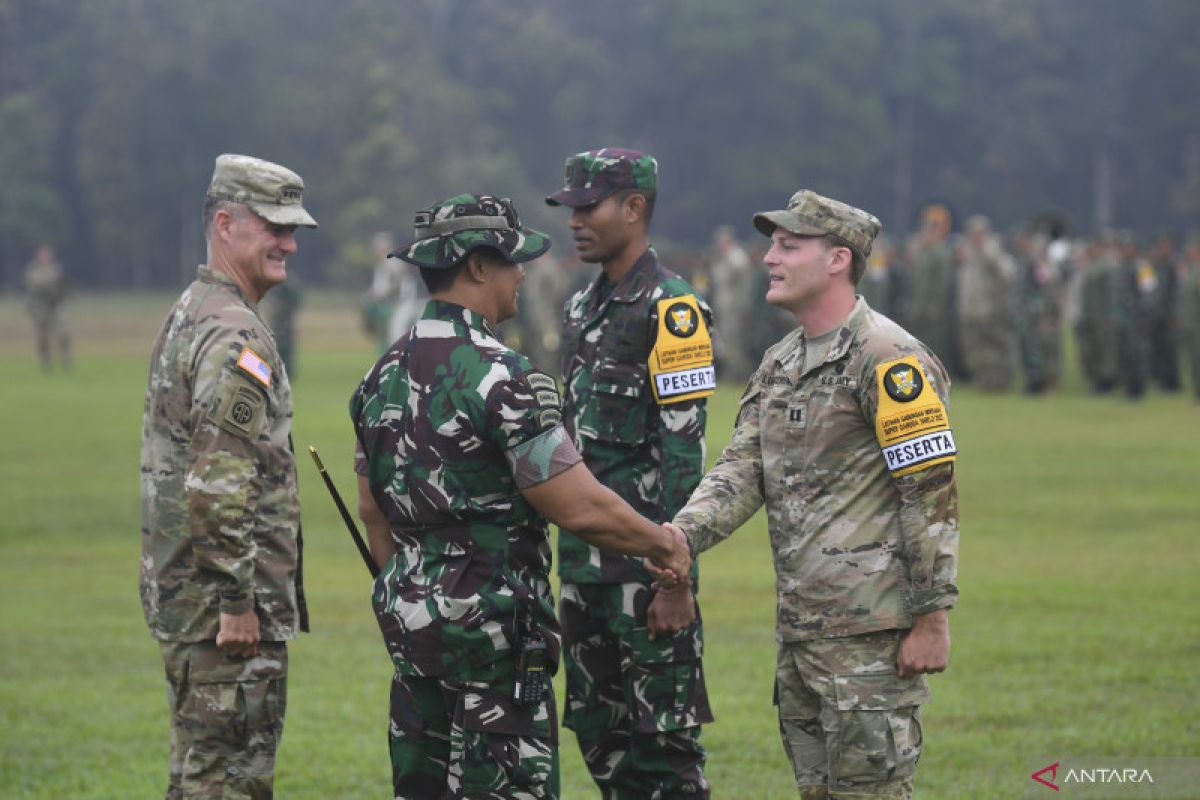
(202, 196, 244, 238)
(418, 246, 509, 294)
(418, 262, 463, 294)
(822, 233, 867, 284)
(615, 188, 656, 227)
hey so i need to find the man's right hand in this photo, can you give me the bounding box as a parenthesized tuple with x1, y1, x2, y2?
(217, 609, 260, 658)
(647, 523, 691, 588)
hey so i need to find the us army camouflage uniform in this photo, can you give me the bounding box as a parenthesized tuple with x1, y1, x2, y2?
(675, 298, 960, 800)
(141, 265, 308, 800)
(23, 248, 71, 370)
(558, 248, 714, 799)
(956, 222, 1018, 392)
(351, 299, 580, 800)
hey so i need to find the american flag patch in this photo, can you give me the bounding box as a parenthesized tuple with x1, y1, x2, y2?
(236, 347, 272, 387)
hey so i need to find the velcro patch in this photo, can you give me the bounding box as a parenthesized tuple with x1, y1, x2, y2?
(874, 356, 956, 477)
(214, 379, 268, 441)
(649, 295, 715, 405)
(236, 347, 272, 388)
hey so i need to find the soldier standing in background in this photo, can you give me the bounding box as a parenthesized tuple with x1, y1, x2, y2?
(263, 278, 302, 379)
(956, 216, 1018, 392)
(858, 232, 897, 318)
(1113, 232, 1151, 399)
(1176, 232, 1200, 401)
(546, 148, 715, 799)
(669, 189, 958, 800)
(23, 243, 71, 371)
(905, 205, 959, 378)
(1014, 230, 1064, 395)
(140, 154, 316, 799)
(514, 250, 571, 372)
(709, 224, 756, 382)
(350, 193, 692, 798)
(1076, 234, 1119, 394)
(1146, 233, 1181, 392)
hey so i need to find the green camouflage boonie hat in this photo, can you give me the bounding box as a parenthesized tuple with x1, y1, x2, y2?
(545, 148, 657, 207)
(393, 193, 551, 269)
(753, 190, 881, 257)
(206, 154, 317, 228)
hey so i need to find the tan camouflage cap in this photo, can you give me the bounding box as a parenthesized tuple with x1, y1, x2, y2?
(206, 154, 317, 228)
(753, 190, 881, 257)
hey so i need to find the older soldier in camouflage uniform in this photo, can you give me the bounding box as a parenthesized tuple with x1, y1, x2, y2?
(665, 191, 959, 800)
(350, 193, 692, 800)
(545, 149, 715, 799)
(140, 154, 316, 800)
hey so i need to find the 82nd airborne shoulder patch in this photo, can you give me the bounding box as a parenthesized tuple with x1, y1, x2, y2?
(874, 356, 956, 476)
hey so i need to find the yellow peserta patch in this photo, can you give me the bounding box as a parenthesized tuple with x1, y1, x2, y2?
(649, 296, 716, 404)
(874, 355, 957, 476)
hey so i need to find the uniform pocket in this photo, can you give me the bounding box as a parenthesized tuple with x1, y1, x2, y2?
(829, 672, 928, 786)
(581, 361, 650, 445)
(623, 625, 713, 734)
(456, 685, 558, 796)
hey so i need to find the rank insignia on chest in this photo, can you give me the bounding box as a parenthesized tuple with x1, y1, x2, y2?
(874, 356, 956, 477)
(649, 295, 715, 404)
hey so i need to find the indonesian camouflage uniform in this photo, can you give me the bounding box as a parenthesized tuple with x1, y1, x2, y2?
(675, 298, 960, 799)
(351, 300, 582, 800)
(558, 248, 714, 799)
(141, 265, 308, 800)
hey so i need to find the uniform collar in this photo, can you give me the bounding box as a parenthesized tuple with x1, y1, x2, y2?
(197, 265, 253, 305)
(774, 297, 869, 374)
(420, 299, 499, 339)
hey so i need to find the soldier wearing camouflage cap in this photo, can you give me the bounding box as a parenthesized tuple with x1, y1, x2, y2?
(140, 153, 316, 798)
(548, 148, 716, 798)
(349, 193, 693, 799)
(665, 190, 960, 799)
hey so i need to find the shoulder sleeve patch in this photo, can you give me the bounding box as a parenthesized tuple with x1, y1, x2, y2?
(212, 375, 269, 441)
(236, 347, 272, 388)
(649, 295, 716, 405)
(874, 356, 956, 477)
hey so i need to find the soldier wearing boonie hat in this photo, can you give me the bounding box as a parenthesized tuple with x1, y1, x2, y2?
(670, 190, 960, 799)
(141, 154, 315, 799)
(350, 192, 694, 799)
(546, 148, 716, 799)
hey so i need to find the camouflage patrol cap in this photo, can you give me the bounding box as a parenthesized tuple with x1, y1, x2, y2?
(393, 193, 551, 270)
(545, 148, 657, 207)
(206, 154, 317, 228)
(753, 190, 881, 257)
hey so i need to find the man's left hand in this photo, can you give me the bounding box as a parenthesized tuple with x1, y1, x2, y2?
(897, 608, 950, 678)
(647, 584, 696, 641)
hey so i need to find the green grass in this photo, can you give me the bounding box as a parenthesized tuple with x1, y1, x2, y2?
(1, 293, 1197, 798)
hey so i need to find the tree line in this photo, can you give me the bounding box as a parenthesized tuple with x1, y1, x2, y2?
(2, 0, 1198, 290)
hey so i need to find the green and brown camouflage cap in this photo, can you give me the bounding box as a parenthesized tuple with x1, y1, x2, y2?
(393, 193, 551, 269)
(545, 148, 657, 208)
(206, 153, 317, 228)
(753, 189, 881, 257)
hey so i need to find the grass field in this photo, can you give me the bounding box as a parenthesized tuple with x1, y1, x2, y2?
(1, 292, 1197, 799)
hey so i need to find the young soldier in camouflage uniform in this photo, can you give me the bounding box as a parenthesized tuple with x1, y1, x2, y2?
(665, 190, 959, 800)
(140, 154, 316, 799)
(545, 149, 714, 799)
(350, 193, 692, 800)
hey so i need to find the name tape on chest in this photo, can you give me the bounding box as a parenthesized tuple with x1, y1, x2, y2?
(649, 296, 715, 404)
(236, 347, 273, 388)
(874, 356, 956, 476)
